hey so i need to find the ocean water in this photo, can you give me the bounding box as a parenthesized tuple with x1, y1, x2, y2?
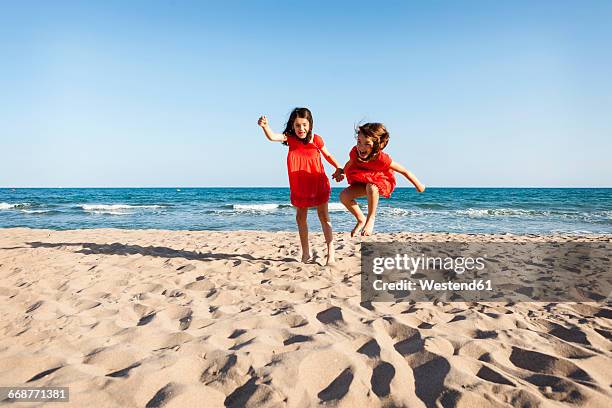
(0, 188, 611, 234)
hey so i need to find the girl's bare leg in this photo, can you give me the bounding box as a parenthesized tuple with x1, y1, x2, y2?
(295, 207, 311, 262)
(339, 184, 368, 237)
(316, 203, 335, 265)
(362, 183, 380, 236)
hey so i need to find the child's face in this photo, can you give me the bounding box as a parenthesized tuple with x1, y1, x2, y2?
(356, 133, 374, 159)
(293, 118, 310, 139)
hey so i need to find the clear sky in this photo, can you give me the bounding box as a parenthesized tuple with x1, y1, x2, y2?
(1, 1, 611, 187)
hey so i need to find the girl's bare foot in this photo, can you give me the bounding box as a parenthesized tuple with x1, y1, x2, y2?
(351, 219, 366, 237)
(361, 220, 375, 236)
(301, 252, 313, 263)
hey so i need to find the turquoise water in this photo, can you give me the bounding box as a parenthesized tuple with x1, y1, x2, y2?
(1, 188, 611, 234)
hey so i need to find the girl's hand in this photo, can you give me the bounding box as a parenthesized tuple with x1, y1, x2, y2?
(258, 115, 269, 128)
(416, 183, 426, 193)
(332, 168, 345, 182)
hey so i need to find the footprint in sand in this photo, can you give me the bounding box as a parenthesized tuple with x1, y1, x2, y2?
(543, 321, 591, 345)
(594, 308, 612, 319)
(106, 362, 141, 378)
(283, 334, 312, 346)
(176, 264, 195, 273)
(228, 329, 246, 339)
(509, 346, 592, 382)
(224, 377, 284, 408)
(179, 314, 192, 330)
(356, 338, 381, 358)
(318, 368, 353, 402)
(371, 361, 395, 398)
(475, 365, 515, 386)
(413, 357, 451, 408)
(145, 382, 178, 408)
(26, 301, 43, 313)
(393, 334, 424, 357)
(137, 312, 156, 326)
(316, 306, 343, 325)
(524, 374, 586, 404)
(27, 366, 63, 382)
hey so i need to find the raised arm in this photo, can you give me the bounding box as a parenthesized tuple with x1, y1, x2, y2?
(389, 161, 426, 192)
(258, 115, 287, 143)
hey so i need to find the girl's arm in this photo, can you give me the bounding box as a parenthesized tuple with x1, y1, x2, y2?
(390, 161, 426, 192)
(258, 115, 287, 142)
(319, 146, 342, 170)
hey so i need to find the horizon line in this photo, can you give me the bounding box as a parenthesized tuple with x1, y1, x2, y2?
(2, 186, 611, 189)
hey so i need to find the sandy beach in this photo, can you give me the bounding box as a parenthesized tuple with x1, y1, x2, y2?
(0, 227, 611, 407)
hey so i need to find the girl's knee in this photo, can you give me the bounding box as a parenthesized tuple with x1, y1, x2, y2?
(317, 211, 330, 223)
(339, 190, 350, 203)
(295, 210, 308, 223)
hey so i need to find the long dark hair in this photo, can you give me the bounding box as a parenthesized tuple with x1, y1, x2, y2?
(282, 107, 313, 145)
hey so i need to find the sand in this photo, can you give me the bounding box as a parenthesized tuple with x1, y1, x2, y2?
(0, 227, 610, 407)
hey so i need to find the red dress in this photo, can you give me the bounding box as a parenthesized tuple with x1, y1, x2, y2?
(286, 134, 331, 208)
(345, 146, 396, 198)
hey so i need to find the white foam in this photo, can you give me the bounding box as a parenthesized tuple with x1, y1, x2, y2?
(88, 210, 129, 215)
(598, 210, 612, 219)
(0, 202, 29, 210)
(21, 209, 51, 214)
(233, 204, 279, 211)
(328, 202, 348, 212)
(455, 208, 550, 218)
(232, 202, 348, 212)
(455, 209, 491, 217)
(385, 207, 412, 216)
(80, 204, 163, 211)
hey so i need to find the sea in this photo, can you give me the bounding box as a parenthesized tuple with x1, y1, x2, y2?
(1, 188, 611, 234)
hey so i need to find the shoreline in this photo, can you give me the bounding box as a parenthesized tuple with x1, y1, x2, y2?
(3, 226, 612, 237)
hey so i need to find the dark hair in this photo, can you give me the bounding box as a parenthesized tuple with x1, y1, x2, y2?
(282, 107, 313, 145)
(356, 122, 389, 161)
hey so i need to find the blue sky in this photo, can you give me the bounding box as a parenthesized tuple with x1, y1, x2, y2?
(1, 1, 611, 187)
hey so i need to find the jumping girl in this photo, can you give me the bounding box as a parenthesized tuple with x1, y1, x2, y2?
(333, 122, 426, 236)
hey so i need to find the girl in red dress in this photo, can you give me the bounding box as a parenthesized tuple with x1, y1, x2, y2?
(258, 108, 343, 265)
(333, 123, 426, 236)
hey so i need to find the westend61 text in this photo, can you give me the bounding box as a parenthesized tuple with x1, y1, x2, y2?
(372, 279, 493, 292)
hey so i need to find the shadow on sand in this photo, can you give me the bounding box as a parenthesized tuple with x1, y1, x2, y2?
(24, 241, 297, 263)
